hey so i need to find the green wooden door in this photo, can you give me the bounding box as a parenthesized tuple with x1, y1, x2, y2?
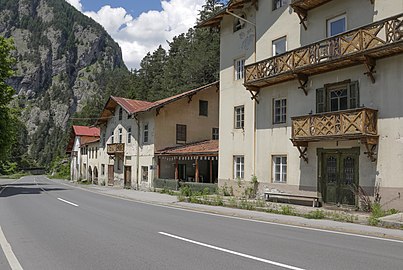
(320, 149, 359, 206)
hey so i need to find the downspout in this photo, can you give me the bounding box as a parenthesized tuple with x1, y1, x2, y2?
(133, 113, 140, 190)
(225, 8, 258, 177)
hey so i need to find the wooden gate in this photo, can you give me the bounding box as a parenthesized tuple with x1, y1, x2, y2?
(124, 166, 132, 188)
(108, 165, 114, 186)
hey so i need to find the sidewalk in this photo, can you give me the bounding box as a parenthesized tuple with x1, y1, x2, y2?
(52, 178, 403, 241)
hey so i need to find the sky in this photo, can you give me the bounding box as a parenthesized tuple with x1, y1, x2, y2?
(65, 0, 206, 69)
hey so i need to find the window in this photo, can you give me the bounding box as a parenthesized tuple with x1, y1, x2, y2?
(142, 166, 149, 182)
(234, 156, 244, 179)
(234, 106, 245, 129)
(143, 124, 149, 143)
(102, 132, 106, 147)
(118, 107, 123, 120)
(272, 36, 287, 56)
(118, 128, 123, 144)
(101, 164, 105, 176)
(212, 128, 219, 140)
(273, 0, 287, 10)
(233, 13, 246, 32)
(111, 131, 114, 144)
(327, 14, 346, 37)
(199, 100, 208, 116)
(95, 147, 98, 159)
(316, 81, 359, 113)
(176, 124, 187, 144)
(273, 156, 287, 182)
(234, 58, 245, 80)
(117, 157, 122, 170)
(127, 127, 132, 144)
(273, 98, 287, 124)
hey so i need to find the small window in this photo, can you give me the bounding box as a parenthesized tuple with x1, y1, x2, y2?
(273, 155, 287, 183)
(127, 127, 132, 144)
(199, 100, 208, 116)
(234, 106, 245, 129)
(212, 128, 219, 140)
(273, 0, 287, 10)
(327, 14, 346, 37)
(272, 36, 287, 56)
(118, 128, 123, 144)
(234, 156, 244, 179)
(141, 166, 149, 182)
(234, 58, 245, 80)
(273, 98, 287, 124)
(233, 13, 246, 32)
(176, 124, 187, 144)
(117, 157, 122, 170)
(143, 124, 149, 143)
(95, 147, 98, 159)
(102, 132, 106, 147)
(111, 131, 114, 144)
(316, 81, 359, 113)
(118, 107, 123, 120)
(101, 164, 105, 176)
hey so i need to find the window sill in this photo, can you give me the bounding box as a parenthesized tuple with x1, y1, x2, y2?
(272, 181, 287, 184)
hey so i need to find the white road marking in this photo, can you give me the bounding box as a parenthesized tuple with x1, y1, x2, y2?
(45, 177, 403, 244)
(159, 232, 305, 270)
(0, 226, 23, 270)
(57, 198, 79, 207)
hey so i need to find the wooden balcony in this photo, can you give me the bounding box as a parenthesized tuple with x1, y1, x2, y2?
(107, 143, 125, 155)
(291, 108, 378, 162)
(290, 0, 332, 11)
(244, 13, 403, 93)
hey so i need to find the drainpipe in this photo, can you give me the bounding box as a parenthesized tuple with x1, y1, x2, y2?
(134, 114, 140, 190)
(225, 9, 258, 177)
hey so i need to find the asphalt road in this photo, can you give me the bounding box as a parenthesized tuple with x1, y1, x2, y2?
(0, 176, 402, 270)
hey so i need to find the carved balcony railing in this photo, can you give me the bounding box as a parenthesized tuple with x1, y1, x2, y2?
(245, 13, 403, 92)
(107, 143, 125, 155)
(291, 108, 378, 162)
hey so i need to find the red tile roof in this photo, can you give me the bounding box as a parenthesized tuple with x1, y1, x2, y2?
(72, 126, 100, 137)
(156, 140, 218, 156)
(110, 97, 154, 114)
(80, 136, 100, 146)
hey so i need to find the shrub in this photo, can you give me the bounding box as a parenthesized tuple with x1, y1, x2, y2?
(304, 210, 325, 219)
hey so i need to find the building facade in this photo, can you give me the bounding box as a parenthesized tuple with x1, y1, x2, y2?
(202, 0, 403, 210)
(94, 82, 219, 189)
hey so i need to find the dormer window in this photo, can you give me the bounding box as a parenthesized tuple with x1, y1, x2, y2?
(233, 13, 246, 32)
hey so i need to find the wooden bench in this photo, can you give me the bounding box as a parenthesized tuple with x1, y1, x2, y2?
(264, 192, 320, 207)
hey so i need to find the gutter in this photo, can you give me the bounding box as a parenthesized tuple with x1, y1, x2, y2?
(133, 114, 140, 190)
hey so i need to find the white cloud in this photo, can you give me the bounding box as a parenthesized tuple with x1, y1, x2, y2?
(64, 0, 205, 69)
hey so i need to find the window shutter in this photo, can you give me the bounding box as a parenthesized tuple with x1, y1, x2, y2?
(348, 81, 359, 109)
(316, 87, 326, 113)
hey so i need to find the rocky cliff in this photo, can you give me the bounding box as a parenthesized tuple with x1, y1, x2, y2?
(0, 0, 126, 164)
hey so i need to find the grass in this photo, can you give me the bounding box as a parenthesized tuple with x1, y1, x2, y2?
(368, 203, 399, 226)
(0, 172, 29, 179)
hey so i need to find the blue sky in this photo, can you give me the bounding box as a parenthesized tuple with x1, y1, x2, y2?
(66, 0, 206, 69)
(80, 0, 163, 17)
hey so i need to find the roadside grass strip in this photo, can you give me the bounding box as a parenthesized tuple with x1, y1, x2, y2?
(159, 231, 306, 270)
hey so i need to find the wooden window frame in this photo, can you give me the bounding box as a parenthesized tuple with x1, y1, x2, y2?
(199, 100, 208, 116)
(234, 58, 245, 80)
(273, 98, 287, 124)
(272, 155, 287, 183)
(272, 36, 287, 56)
(327, 14, 347, 37)
(233, 155, 245, 179)
(234, 106, 245, 129)
(316, 80, 359, 113)
(176, 124, 187, 144)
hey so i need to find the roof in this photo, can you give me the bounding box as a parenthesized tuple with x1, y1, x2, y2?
(197, 0, 257, 28)
(97, 81, 219, 124)
(155, 140, 219, 156)
(72, 125, 100, 137)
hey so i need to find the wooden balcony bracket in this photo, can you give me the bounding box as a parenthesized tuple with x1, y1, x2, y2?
(293, 7, 308, 30)
(187, 92, 197, 103)
(361, 137, 378, 162)
(293, 141, 309, 163)
(156, 106, 164, 116)
(363, 55, 376, 83)
(295, 73, 309, 95)
(247, 86, 260, 103)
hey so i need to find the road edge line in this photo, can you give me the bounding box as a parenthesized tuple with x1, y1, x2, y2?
(0, 226, 23, 270)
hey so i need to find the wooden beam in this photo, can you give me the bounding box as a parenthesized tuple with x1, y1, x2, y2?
(209, 159, 213, 183)
(364, 55, 376, 84)
(174, 159, 178, 180)
(248, 89, 260, 103)
(156, 106, 164, 116)
(295, 73, 309, 95)
(157, 157, 161, 178)
(361, 137, 378, 162)
(293, 6, 308, 30)
(195, 159, 199, 183)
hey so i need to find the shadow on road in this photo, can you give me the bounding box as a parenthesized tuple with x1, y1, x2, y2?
(0, 185, 67, 197)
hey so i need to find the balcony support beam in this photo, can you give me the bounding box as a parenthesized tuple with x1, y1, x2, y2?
(247, 88, 260, 103)
(293, 7, 308, 30)
(293, 141, 308, 163)
(364, 55, 376, 84)
(361, 137, 378, 162)
(295, 73, 309, 95)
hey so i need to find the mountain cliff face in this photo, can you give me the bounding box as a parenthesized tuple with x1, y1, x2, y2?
(0, 0, 126, 165)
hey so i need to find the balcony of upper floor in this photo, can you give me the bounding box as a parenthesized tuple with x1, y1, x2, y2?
(244, 13, 403, 92)
(107, 143, 125, 155)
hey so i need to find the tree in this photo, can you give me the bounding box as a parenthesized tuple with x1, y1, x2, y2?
(0, 36, 17, 163)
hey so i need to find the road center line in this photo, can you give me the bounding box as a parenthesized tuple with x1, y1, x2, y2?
(57, 198, 79, 207)
(159, 232, 306, 270)
(0, 226, 23, 270)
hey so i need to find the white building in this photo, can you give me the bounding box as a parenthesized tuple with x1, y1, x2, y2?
(201, 0, 403, 210)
